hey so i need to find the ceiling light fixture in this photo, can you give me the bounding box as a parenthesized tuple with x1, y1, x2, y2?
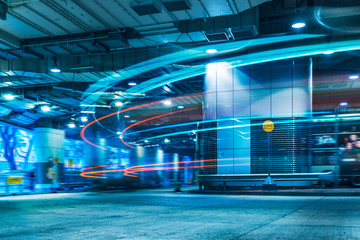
(3, 94, 15, 101)
(50, 57, 61, 73)
(80, 116, 88, 122)
(291, 22, 306, 29)
(323, 50, 334, 55)
(124, 115, 130, 118)
(177, 105, 184, 109)
(349, 75, 359, 80)
(340, 102, 348, 106)
(40, 105, 51, 112)
(128, 82, 137, 86)
(68, 123, 76, 128)
(114, 101, 124, 107)
(206, 49, 217, 54)
(81, 110, 96, 114)
(3, 82, 12, 85)
(163, 100, 172, 106)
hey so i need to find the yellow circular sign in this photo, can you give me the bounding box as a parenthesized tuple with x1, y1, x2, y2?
(263, 120, 274, 132)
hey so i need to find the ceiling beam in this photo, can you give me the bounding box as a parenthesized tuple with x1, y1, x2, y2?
(23, 4, 72, 35)
(0, 28, 21, 49)
(39, 0, 94, 32)
(8, 10, 54, 37)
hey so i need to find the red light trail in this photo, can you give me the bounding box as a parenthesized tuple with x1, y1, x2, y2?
(80, 158, 247, 178)
(80, 93, 203, 150)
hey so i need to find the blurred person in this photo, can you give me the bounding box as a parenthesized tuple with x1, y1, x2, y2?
(27, 168, 35, 191)
(350, 134, 358, 145)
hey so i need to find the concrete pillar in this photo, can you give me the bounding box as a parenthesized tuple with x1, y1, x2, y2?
(203, 58, 312, 179)
(33, 128, 64, 190)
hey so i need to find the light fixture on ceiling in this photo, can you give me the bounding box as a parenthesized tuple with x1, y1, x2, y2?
(40, 105, 51, 112)
(3, 82, 12, 85)
(81, 110, 96, 114)
(340, 102, 348, 106)
(116, 131, 121, 135)
(323, 50, 334, 55)
(206, 49, 217, 54)
(128, 82, 137, 86)
(177, 105, 184, 109)
(124, 115, 130, 118)
(80, 116, 88, 122)
(3, 93, 15, 101)
(114, 101, 124, 107)
(291, 22, 306, 29)
(291, 14, 306, 29)
(68, 123, 76, 128)
(163, 100, 172, 106)
(50, 57, 61, 73)
(164, 138, 170, 143)
(349, 75, 359, 80)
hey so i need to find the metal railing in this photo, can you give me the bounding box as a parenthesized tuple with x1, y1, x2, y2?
(197, 172, 335, 190)
(0, 176, 34, 195)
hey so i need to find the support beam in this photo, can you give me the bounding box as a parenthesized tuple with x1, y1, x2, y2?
(23, 48, 44, 60)
(0, 29, 21, 49)
(8, 11, 54, 37)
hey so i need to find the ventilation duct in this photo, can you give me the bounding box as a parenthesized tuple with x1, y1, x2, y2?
(204, 28, 231, 42)
(130, 0, 162, 16)
(230, 26, 258, 40)
(178, 9, 259, 41)
(161, 0, 190, 11)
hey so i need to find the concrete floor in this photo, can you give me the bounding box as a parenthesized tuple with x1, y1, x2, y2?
(1, 187, 360, 240)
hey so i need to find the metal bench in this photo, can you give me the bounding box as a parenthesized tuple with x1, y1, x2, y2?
(197, 172, 335, 190)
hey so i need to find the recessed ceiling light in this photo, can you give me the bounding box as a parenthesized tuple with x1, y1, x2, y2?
(81, 110, 96, 114)
(124, 115, 130, 118)
(164, 138, 170, 143)
(3, 94, 15, 100)
(114, 101, 123, 107)
(68, 123, 76, 128)
(128, 82, 137, 86)
(291, 22, 306, 29)
(206, 49, 217, 54)
(340, 102, 348, 106)
(41, 105, 51, 112)
(177, 105, 184, 109)
(349, 75, 359, 80)
(163, 100, 172, 106)
(4, 82, 12, 85)
(80, 116, 88, 122)
(323, 50, 334, 55)
(116, 131, 121, 135)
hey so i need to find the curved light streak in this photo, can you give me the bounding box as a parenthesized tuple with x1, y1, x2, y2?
(80, 93, 202, 149)
(81, 158, 247, 178)
(119, 106, 199, 148)
(80, 34, 323, 109)
(81, 37, 360, 149)
(315, 7, 360, 33)
(124, 39, 360, 100)
(80, 101, 160, 150)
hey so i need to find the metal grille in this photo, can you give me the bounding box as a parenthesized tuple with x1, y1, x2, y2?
(251, 119, 311, 174)
(199, 122, 217, 174)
